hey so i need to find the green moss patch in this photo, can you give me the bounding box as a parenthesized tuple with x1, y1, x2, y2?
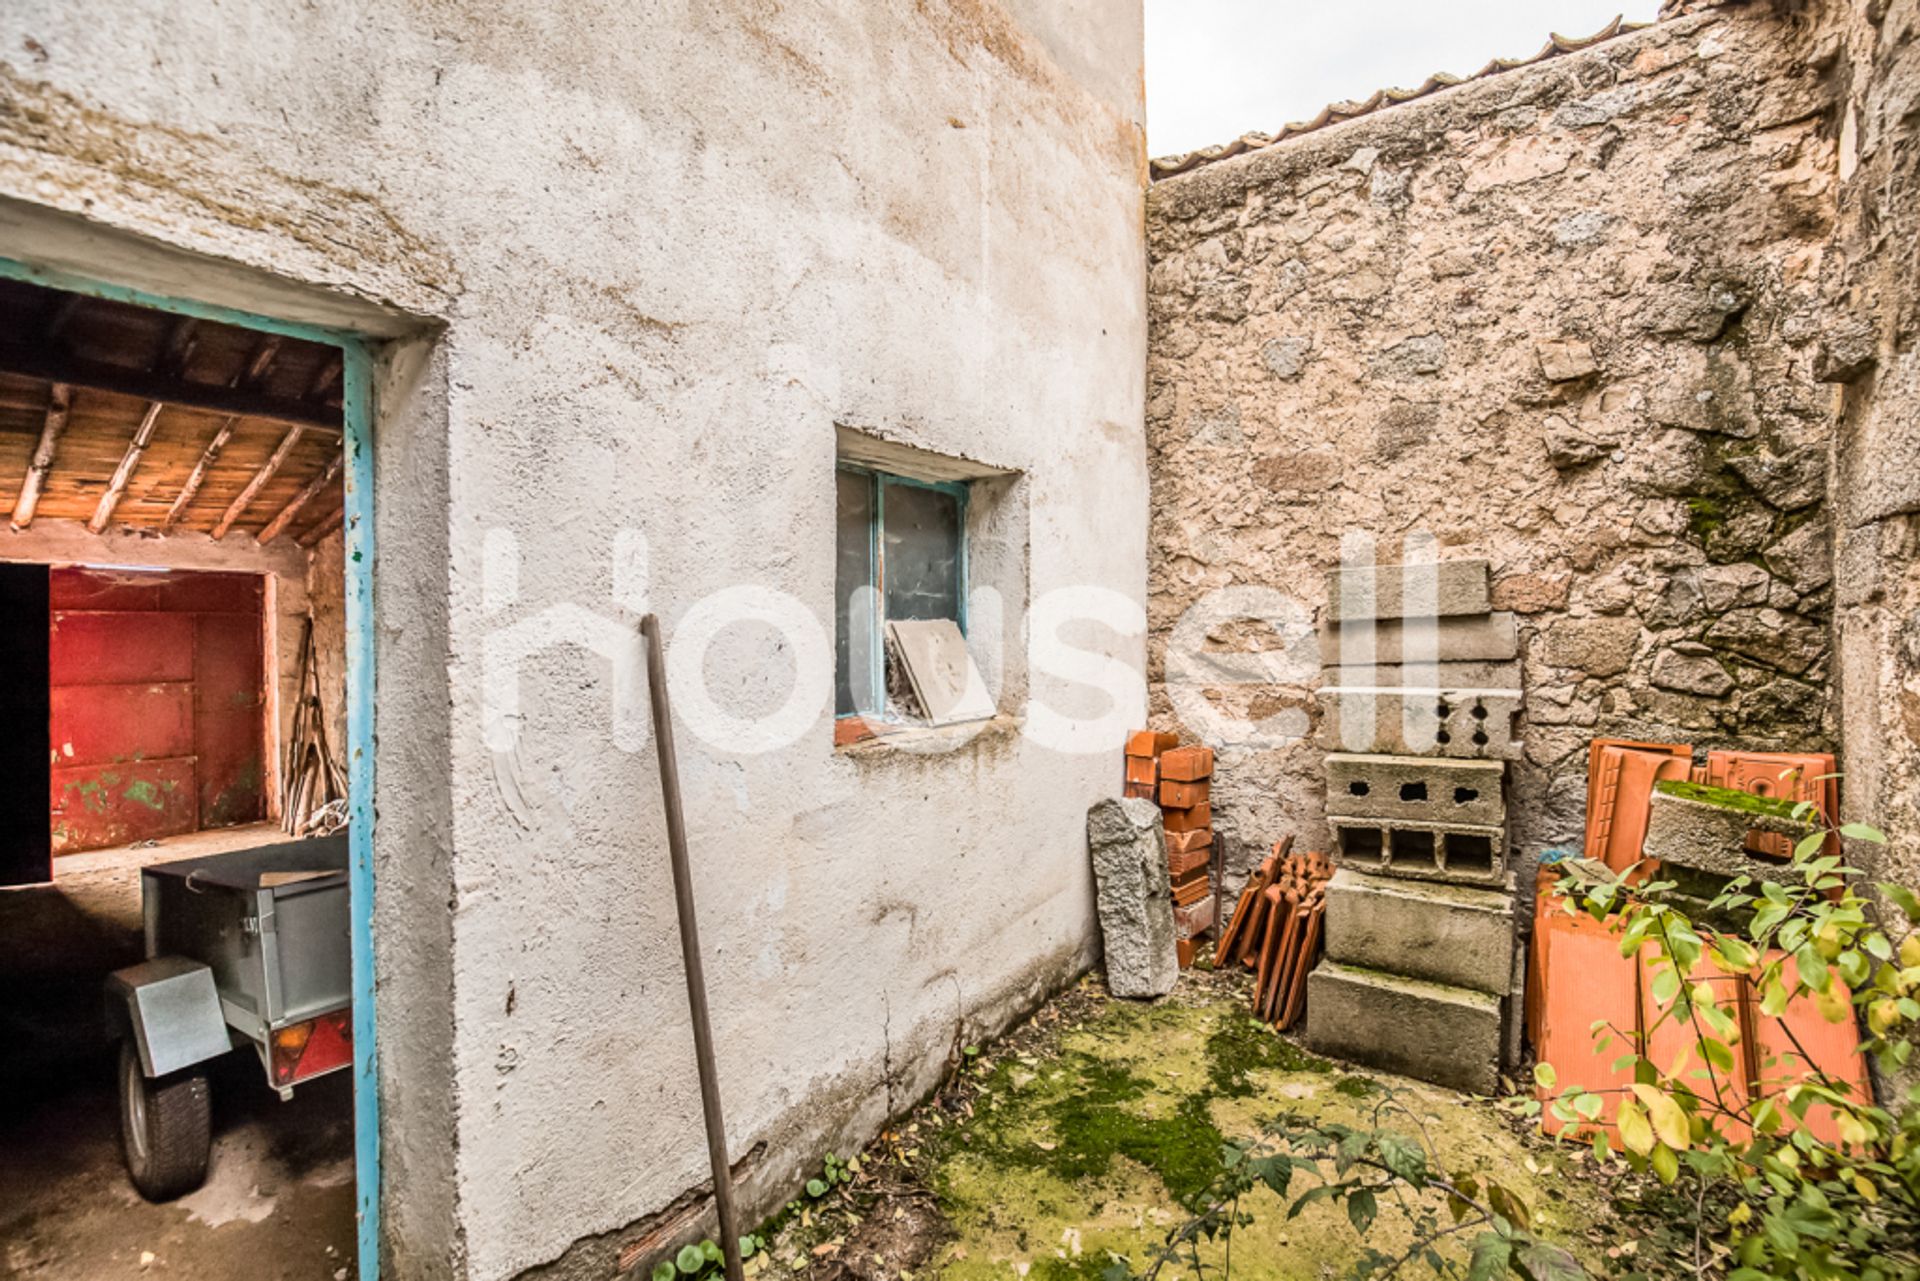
(1654, 777, 1808, 822)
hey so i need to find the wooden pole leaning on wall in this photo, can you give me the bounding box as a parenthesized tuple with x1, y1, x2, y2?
(639, 614, 746, 1281)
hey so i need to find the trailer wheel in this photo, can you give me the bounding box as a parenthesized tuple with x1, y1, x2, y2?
(118, 1040, 211, 1200)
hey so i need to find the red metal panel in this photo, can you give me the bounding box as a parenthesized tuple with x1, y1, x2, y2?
(193, 610, 266, 829)
(50, 757, 198, 854)
(46, 566, 267, 853)
(47, 611, 195, 685)
(50, 683, 194, 766)
(48, 567, 164, 612)
(161, 571, 264, 615)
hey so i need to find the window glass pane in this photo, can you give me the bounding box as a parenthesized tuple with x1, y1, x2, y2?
(882, 481, 961, 626)
(835, 470, 875, 716)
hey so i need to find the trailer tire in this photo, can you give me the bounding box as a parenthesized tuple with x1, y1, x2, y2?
(118, 1040, 211, 1201)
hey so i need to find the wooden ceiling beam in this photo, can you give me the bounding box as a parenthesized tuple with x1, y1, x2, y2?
(162, 336, 283, 531)
(10, 382, 72, 531)
(296, 503, 345, 548)
(87, 320, 200, 534)
(258, 454, 341, 545)
(211, 354, 343, 541)
(0, 337, 343, 435)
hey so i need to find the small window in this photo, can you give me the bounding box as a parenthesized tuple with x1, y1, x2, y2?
(834, 465, 969, 719)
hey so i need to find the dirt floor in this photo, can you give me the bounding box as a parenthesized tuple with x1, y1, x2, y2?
(0, 824, 356, 1281)
(741, 966, 1693, 1281)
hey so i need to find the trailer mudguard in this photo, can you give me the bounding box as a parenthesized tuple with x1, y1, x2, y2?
(106, 956, 232, 1077)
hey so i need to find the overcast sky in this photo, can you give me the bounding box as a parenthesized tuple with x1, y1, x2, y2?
(1145, 1, 1665, 158)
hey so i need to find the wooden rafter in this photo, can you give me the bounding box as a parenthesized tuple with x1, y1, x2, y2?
(0, 337, 343, 435)
(296, 503, 345, 548)
(258, 454, 341, 545)
(87, 320, 200, 534)
(211, 354, 342, 541)
(163, 336, 283, 531)
(10, 382, 72, 531)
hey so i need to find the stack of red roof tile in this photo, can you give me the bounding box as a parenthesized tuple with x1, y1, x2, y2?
(1214, 841, 1333, 1030)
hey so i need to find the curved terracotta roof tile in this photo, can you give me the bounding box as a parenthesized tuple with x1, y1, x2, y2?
(1149, 11, 1693, 182)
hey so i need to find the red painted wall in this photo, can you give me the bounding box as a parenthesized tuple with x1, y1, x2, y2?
(48, 567, 266, 855)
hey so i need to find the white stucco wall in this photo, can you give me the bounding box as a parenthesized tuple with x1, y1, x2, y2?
(0, 4, 1147, 1277)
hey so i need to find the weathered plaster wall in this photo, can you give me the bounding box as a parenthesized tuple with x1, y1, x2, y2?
(1145, 4, 1843, 868)
(0, 4, 1146, 1279)
(1820, 0, 1920, 895)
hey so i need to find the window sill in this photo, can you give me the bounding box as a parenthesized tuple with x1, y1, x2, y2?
(833, 713, 1022, 758)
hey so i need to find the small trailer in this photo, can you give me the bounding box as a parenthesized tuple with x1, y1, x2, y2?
(105, 833, 351, 1200)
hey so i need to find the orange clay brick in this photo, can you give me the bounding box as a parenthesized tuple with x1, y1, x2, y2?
(1124, 781, 1158, 800)
(1166, 828, 1213, 854)
(1168, 845, 1211, 880)
(1125, 755, 1159, 785)
(1127, 729, 1181, 758)
(1160, 745, 1214, 782)
(1172, 875, 1211, 907)
(1158, 778, 1209, 809)
(1163, 802, 1211, 833)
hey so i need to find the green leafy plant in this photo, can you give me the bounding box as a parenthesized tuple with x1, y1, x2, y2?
(1099, 1091, 1579, 1281)
(1545, 796, 1920, 1281)
(805, 1149, 858, 1198)
(648, 1234, 765, 1281)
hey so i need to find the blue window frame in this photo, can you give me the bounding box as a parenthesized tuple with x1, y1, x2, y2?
(834, 464, 969, 719)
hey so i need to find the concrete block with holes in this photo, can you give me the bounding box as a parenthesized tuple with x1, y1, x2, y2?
(1329, 816, 1507, 887)
(1314, 688, 1522, 758)
(1323, 753, 1505, 826)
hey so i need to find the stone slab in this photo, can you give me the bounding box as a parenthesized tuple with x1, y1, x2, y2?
(1324, 753, 1506, 826)
(1321, 659, 1522, 689)
(1315, 689, 1522, 759)
(1329, 816, 1508, 887)
(1323, 868, 1515, 994)
(1642, 786, 1813, 885)
(1306, 961, 1502, 1094)
(1087, 797, 1179, 998)
(1326, 560, 1491, 622)
(1323, 613, 1520, 665)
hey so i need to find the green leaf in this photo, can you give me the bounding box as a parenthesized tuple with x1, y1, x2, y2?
(1652, 1142, 1680, 1184)
(1796, 832, 1828, 861)
(676, 1245, 706, 1275)
(1839, 823, 1887, 844)
(1651, 966, 1681, 1006)
(805, 1178, 828, 1198)
(1466, 1233, 1512, 1281)
(1517, 1241, 1587, 1281)
(652, 1263, 676, 1281)
(1533, 1062, 1557, 1090)
(1347, 1188, 1378, 1234)
(700, 1240, 722, 1263)
(1375, 1133, 1427, 1185)
(739, 1236, 758, 1260)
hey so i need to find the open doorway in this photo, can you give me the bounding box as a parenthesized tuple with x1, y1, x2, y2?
(0, 275, 361, 1281)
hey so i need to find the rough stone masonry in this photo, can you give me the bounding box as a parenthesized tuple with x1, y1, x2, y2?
(1146, 1, 1849, 881)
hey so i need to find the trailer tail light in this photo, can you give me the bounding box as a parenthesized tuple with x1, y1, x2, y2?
(271, 1010, 352, 1086)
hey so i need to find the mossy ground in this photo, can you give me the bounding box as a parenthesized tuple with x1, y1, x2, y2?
(755, 970, 1648, 1280)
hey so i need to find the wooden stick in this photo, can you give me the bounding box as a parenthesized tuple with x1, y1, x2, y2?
(258, 455, 341, 545)
(11, 382, 70, 530)
(87, 321, 199, 533)
(296, 503, 345, 548)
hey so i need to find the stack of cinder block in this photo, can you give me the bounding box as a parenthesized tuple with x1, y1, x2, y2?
(1305, 559, 1524, 1095)
(1124, 732, 1216, 967)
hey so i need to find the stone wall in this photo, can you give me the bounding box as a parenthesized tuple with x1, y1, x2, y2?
(1822, 0, 1920, 894)
(1146, 3, 1845, 869)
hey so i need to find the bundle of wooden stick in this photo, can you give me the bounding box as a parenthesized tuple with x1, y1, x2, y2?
(281, 615, 347, 835)
(1212, 839, 1334, 1031)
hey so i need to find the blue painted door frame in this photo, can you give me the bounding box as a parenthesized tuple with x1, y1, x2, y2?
(0, 257, 383, 1281)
